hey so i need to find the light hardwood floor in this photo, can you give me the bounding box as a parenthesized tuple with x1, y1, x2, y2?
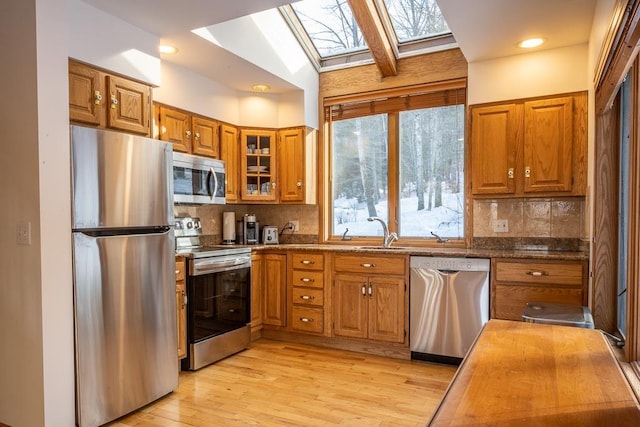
(109, 340, 457, 426)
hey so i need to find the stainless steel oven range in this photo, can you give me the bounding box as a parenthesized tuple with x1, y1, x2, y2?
(175, 217, 251, 370)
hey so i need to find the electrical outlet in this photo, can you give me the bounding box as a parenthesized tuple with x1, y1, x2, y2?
(16, 221, 31, 245)
(289, 220, 299, 232)
(493, 219, 509, 233)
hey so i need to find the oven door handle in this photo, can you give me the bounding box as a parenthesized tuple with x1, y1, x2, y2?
(191, 256, 251, 275)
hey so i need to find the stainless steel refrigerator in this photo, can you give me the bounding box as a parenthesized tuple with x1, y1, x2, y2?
(70, 125, 178, 427)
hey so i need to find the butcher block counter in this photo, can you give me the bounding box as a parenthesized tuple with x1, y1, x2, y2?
(429, 319, 640, 426)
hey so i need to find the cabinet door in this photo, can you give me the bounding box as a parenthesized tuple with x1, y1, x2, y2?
(333, 274, 368, 339)
(220, 124, 239, 203)
(158, 106, 191, 153)
(368, 277, 405, 343)
(251, 253, 263, 333)
(106, 75, 150, 136)
(175, 258, 187, 360)
(523, 97, 574, 193)
(278, 128, 305, 203)
(263, 253, 286, 326)
(68, 60, 105, 127)
(240, 129, 277, 202)
(470, 103, 520, 195)
(192, 116, 219, 158)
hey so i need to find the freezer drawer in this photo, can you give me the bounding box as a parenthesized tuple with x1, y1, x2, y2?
(73, 230, 178, 427)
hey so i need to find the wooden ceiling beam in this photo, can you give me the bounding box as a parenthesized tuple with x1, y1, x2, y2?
(347, 0, 397, 77)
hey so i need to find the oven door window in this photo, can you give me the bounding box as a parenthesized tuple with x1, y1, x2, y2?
(188, 267, 250, 342)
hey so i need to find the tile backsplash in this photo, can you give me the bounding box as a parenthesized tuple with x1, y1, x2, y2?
(473, 197, 586, 238)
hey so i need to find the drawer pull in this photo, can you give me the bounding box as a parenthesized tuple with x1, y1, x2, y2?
(300, 277, 315, 283)
(300, 295, 315, 300)
(300, 260, 315, 265)
(299, 317, 314, 323)
(526, 270, 549, 277)
(361, 263, 376, 268)
(362, 284, 366, 296)
(175, 270, 180, 274)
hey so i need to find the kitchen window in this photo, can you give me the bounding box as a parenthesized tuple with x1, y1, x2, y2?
(327, 84, 466, 242)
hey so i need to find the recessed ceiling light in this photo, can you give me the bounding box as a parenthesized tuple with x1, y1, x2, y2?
(159, 45, 178, 54)
(252, 84, 270, 92)
(518, 38, 545, 49)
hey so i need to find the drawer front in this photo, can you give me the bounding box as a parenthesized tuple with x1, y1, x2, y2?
(495, 261, 584, 285)
(494, 284, 584, 321)
(334, 254, 406, 275)
(291, 270, 324, 288)
(175, 257, 186, 281)
(291, 306, 324, 333)
(292, 287, 324, 307)
(291, 253, 324, 270)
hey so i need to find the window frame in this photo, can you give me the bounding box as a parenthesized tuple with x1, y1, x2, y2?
(322, 80, 468, 247)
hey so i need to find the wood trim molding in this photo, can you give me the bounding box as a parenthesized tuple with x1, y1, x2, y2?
(596, 0, 640, 113)
(627, 58, 640, 361)
(348, 0, 397, 77)
(592, 96, 620, 332)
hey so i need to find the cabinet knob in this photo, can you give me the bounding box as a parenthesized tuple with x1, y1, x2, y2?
(195, 132, 200, 140)
(185, 130, 192, 138)
(508, 168, 514, 179)
(94, 90, 103, 105)
(110, 95, 118, 109)
(296, 181, 303, 188)
(524, 166, 531, 178)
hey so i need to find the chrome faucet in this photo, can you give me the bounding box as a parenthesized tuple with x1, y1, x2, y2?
(367, 217, 398, 248)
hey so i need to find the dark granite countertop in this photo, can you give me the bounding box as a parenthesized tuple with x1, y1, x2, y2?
(249, 243, 588, 261)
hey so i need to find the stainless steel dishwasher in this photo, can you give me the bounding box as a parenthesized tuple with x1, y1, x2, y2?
(410, 256, 490, 364)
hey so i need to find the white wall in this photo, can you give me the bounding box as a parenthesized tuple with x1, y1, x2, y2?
(68, 0, 161, 85)
(154, 61, 241, 125)
(0, 0, 74, 426)
(468, 43, 590, 105)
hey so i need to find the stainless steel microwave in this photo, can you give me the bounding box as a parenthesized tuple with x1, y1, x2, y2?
(173, 152, 226, 205)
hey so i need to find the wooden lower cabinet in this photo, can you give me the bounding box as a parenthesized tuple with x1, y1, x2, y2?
(333, 254, 407, 344)
(262, 253, 287, 326)
(288, 252, 327, 335)
(491, 258, 588, 321)
(250, 253, 264, 335)
(175, 257, 187, 360)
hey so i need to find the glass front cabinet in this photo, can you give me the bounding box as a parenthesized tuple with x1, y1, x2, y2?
(240, 129, 277, 202)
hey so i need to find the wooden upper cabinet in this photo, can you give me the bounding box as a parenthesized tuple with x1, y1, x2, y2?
(240, 129, 278, 202)
(69, 60, 104, 127)
(192, 116, 219, 158)
(470, 92, 587, 197)
(157, 105, 191, 152)
(470, 103, 519, 195)
(69, 59, 152, 136)
(220, 124, 239, 203)
(523, 97, 573, 193)
(155, 103, 221, 158)
(278, 127, 305, 203)
(106, 75, 151, 135)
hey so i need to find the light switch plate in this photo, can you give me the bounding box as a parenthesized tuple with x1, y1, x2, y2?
(16, 221, 31, 245)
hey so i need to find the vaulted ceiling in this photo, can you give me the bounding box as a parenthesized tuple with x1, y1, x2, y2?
(80, 0, 597, 93)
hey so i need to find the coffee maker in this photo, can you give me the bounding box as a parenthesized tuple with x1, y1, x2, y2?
(243, 213, 259, 245)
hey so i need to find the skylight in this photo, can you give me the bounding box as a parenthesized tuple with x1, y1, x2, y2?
(281, 0, 455, 72)
(383, 0, 450, 43)
(290, 0, 369, 58)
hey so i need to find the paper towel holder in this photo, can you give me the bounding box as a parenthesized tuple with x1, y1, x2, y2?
(222, 212, 236, 244)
